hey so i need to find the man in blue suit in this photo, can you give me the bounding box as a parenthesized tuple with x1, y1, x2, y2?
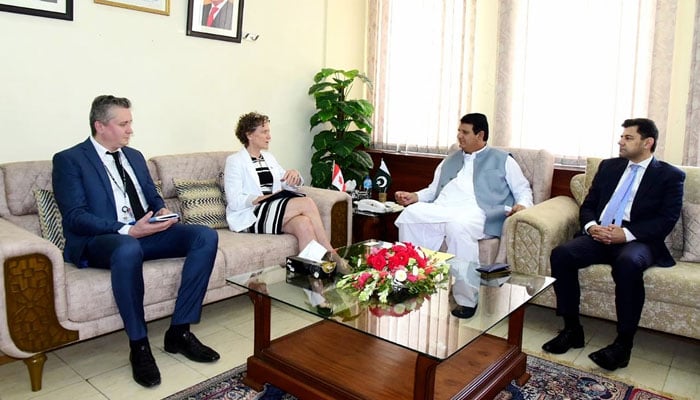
(542, 118, 685, 371)
(52, 95, 220, 388)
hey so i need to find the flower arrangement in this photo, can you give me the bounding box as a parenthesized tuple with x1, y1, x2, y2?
(367, 294, 428, 318)
(336, 242, 450, 305)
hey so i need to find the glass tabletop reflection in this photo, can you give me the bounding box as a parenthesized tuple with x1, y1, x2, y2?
(226, 240, 554, 360)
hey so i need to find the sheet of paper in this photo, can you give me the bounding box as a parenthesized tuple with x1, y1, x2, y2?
(421, 247, 455, 263)
(298, 239, 327, 262)
(302, 288, 327, 306)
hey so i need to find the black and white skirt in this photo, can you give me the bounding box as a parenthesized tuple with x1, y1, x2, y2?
(246, 197, 291, 234)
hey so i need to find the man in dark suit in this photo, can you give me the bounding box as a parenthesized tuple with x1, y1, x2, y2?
(52, 95, 220, 388)
(201, 0, 234, 30)
(541, 118, 685, 371)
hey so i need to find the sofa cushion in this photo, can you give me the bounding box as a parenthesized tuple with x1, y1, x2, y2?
(174, 178, 228, 229)
(33, 189, 65, 250)
(665, 213, 684, 260)
(155, 180, 163, 198)
(150, 151, 231, 200)
(584, 157, 603, 194)
(216, 230, 298, 276)
(64, 252, 228, 323)
(681, 203, 700, 262)
(1, 160, 53, 217)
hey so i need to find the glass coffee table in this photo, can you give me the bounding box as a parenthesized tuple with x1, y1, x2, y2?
(227, 240, 554, 400)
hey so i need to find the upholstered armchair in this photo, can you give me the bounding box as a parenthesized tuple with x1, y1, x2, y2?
(505, 157, 700, 340)
(471, 146, 555, 264)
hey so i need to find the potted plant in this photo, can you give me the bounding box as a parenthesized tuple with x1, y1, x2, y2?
(308, 68, 374, 189)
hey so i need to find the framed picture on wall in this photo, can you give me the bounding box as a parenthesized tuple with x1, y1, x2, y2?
(94, 0, 170, 16)
(0, 0, 73, 20)
(187, 0, 244, 43)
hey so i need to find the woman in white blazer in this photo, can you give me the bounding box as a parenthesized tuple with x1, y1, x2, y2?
(223, 112, 343, 265)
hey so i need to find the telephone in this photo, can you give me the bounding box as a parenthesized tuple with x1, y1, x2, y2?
(357, 199, 404, 213)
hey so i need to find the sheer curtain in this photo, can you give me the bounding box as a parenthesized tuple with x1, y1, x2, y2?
(367, 0, 477, 154)
(684, 0, 700, 165)
(369, 0, 680, 163)
(494, 0, 678, 164)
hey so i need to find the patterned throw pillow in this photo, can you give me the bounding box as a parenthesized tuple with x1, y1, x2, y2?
(173, 178, 228, 229)
(33, 189, 65, 250)
(681, 203, 700, 262)
(155, 180, 164, 198)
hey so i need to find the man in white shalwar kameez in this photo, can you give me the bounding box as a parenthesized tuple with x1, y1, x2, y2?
(394, 113, 533, 318)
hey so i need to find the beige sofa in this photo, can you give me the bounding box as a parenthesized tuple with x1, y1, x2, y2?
(0, 151, 352, 391)
(505, 157, 700, 340)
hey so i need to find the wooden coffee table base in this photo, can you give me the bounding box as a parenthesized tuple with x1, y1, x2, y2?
(243, 292, 530, 400)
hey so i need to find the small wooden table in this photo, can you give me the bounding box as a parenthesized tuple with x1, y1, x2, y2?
(352, 209, 401, 242)
(227, 241, 554, 400)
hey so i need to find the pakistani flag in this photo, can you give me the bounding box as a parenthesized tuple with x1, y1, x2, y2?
(374, 158, 392, 193)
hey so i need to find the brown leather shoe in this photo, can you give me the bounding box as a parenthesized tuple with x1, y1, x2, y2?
(542, 327, 585, 354)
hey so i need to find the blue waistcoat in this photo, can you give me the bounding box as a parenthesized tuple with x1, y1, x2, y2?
(435, 147, 515, 237)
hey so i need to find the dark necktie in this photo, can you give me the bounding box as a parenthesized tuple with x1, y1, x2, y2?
(107, 151, 146, 220)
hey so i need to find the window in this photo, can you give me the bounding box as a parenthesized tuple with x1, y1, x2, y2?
(368, 0, 476, 154)
(369, 1, 670, 165)
(497, 0, 656, 165)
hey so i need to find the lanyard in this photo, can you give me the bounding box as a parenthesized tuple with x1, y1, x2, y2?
(103, 160, 133, 222)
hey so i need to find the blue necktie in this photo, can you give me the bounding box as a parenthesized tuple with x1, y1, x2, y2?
(600, 164, 640, 226)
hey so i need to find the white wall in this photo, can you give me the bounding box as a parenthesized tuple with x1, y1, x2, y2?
(0, 0, 367, 181)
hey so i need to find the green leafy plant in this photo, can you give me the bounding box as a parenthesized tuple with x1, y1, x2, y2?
(308, 68, 374, 189)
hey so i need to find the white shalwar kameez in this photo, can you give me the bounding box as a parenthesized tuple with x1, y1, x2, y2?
(395, 150, 533, 307)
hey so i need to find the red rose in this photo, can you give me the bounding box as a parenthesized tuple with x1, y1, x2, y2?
(388, 252, 408, 270)
(367, 250, 387, 270)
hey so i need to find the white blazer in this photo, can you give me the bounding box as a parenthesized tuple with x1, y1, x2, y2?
(223, 148, 302, 232)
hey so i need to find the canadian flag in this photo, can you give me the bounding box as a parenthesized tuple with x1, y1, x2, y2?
(331, 163, 346, 191)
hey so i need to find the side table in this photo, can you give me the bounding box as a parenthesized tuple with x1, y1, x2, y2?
(352, 209, 401, 243)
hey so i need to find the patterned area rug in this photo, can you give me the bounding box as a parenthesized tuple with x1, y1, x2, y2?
(164, 355, 672, 400)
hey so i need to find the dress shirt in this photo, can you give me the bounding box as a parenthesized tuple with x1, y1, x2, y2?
(584, 156, 653, 241)
(90, 136, 147, 233)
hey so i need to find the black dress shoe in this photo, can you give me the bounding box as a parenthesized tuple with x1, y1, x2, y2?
(164, 330, 220, 363)
(451, 305, 478, 319)
(588, 342, 631, 371)
(316, 304, 333, 317)
(130, 344, 161, 388)
(542, 327, 585, 354)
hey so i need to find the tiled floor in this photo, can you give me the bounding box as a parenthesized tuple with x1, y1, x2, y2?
(0, 296, 698, 400)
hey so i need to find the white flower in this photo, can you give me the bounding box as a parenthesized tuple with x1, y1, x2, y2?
(392, 303, 406, 314)
(393, 269, 407, 282)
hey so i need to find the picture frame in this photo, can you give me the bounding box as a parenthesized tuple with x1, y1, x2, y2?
(94, 0, 170, 16)
(187, 0, 245, 43)
(0, 0, 73, 21)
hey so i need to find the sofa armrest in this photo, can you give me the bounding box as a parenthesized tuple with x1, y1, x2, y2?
(299, 187, 352, 248)
(504, 196, 580, 276)
(0, 218, 77, 359)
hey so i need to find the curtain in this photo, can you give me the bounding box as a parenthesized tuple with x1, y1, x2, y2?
(367, 0, 477, 154)
(684, 0, 700, 165)
(494, 0, 678, 164)
(369, 0, 681, 162)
